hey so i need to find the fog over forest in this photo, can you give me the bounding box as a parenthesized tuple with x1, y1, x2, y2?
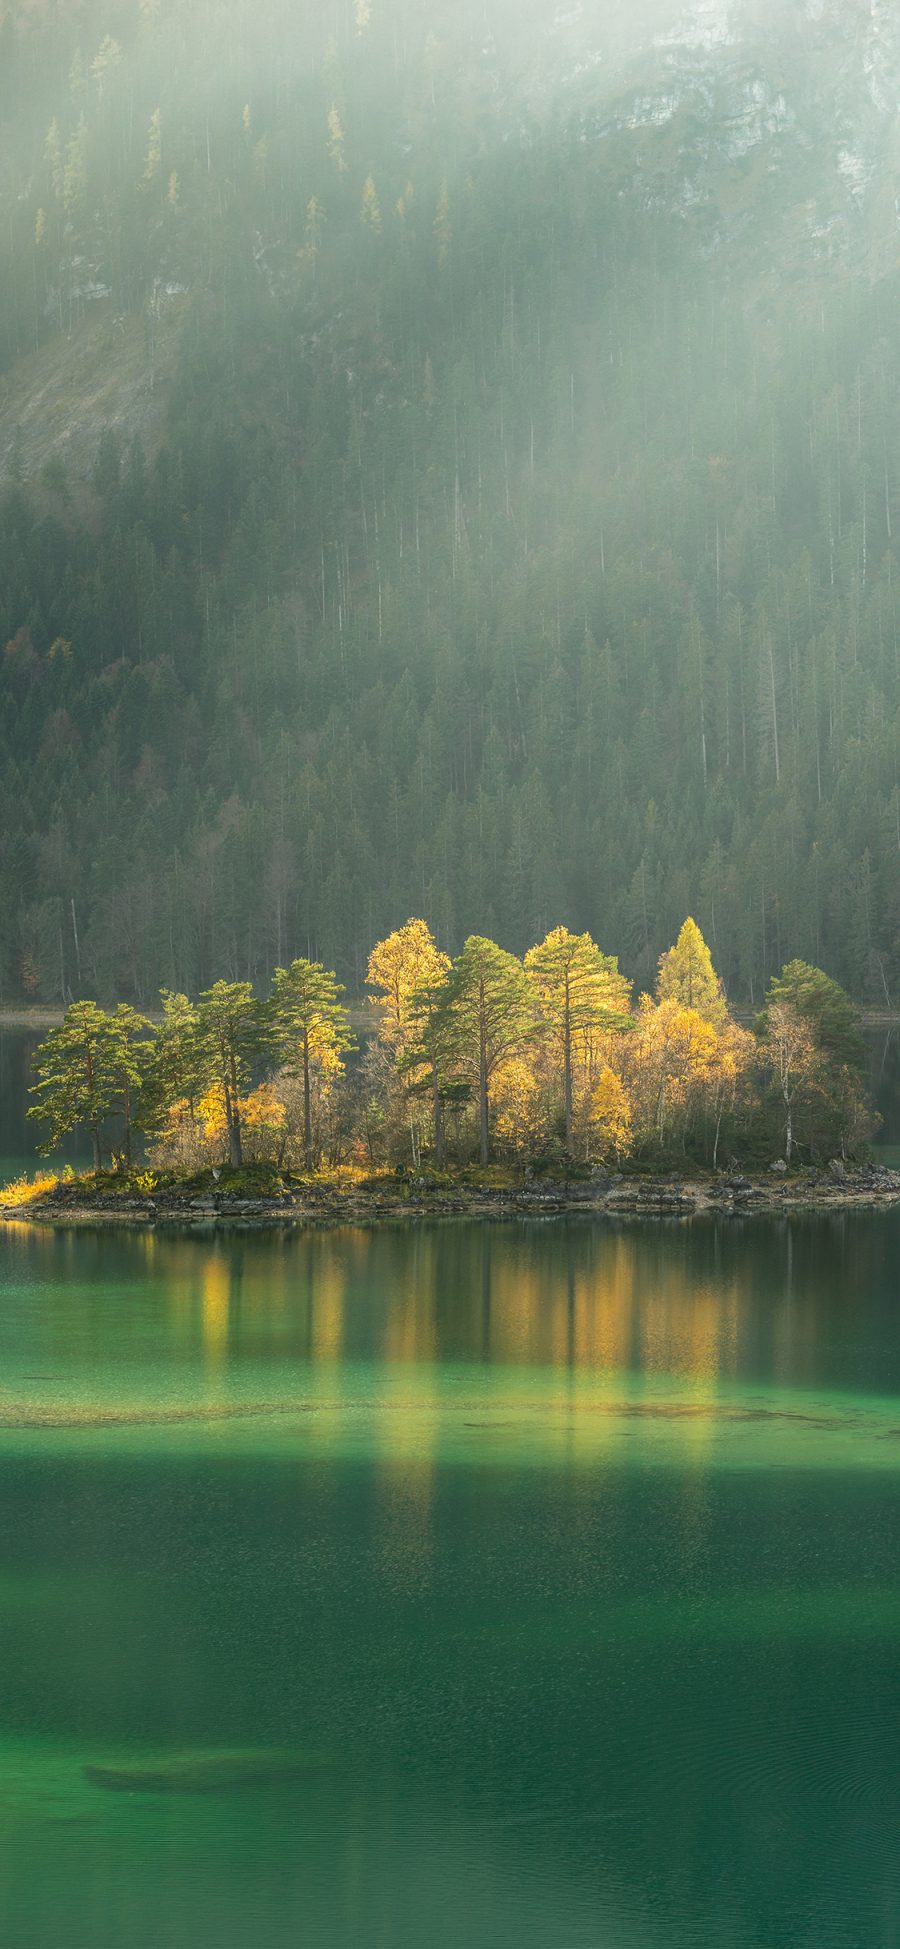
(0, 0, 898, 1004)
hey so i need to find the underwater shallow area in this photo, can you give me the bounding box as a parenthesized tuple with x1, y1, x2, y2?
(1, 1214, 899, 1948)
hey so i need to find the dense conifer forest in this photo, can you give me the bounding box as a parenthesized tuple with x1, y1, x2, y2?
(1, 0, 899, 1004)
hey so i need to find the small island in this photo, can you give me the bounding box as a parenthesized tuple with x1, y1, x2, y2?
(3, 917, 892, 1229)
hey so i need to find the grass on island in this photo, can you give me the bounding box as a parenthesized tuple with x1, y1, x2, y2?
(0, 1168, 62, 1208)
(0, 1150, 887, 1213)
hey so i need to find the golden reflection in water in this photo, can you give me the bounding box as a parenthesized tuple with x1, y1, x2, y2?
(309, 1242, 348, 1366)
(201, 1254, 230, 1371)
(371, 1234, 437, 1583)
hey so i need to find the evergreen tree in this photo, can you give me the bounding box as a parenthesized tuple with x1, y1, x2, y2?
(432, 936, 540, 1165)
(270, 958, 355, 1168)
(28, 1001, 122, 1169)
(657, 919, 727, 1027)
(366, 919, 450, 1166)
(525, 926, 631, 1150)
(108, 1002, 154, 1165)
(195, 981, 268, 1168)
(140, 990, 208, 1138)
(761, 961, 867, 1073)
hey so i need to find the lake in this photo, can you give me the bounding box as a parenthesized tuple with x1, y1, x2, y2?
(1, 1214, 899, 1947)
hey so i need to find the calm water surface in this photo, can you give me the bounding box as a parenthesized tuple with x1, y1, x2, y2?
(1, 1214, 899, 1947)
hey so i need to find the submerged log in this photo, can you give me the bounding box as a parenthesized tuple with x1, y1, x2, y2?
(84, 1748, 322, 1793)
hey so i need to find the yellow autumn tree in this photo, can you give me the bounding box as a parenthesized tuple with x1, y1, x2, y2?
(45, 120, 63, 199)
(303, 194, 325, 269)
(657, 917, 727, 1026)
(525, 925, 631, 1150)
(627, 996, 719, 1148)
(63, 115, 89, 215)
(91, 35, 122, 97)
(360, 174, 382, 233)
(434, 178, 451, 265)
(708, 1019, 756, 1169)
(589, 1067, 633, 1163)
(366, 919, 450, 1166)
(144, 108, 162, 183)
(492, 1056, 541, 1155)
(152, 1082, 286, 1170)
(759, 1002, 822, 1166)
(327, 106, 347, 174)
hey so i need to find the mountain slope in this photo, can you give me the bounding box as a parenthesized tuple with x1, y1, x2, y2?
(0, 0, 898, 1004)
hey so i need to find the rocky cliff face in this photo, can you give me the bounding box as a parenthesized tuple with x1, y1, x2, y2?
(516, 0, 900, 287)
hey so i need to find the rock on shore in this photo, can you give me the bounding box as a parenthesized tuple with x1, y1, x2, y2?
(3, 1163, 900, 1230)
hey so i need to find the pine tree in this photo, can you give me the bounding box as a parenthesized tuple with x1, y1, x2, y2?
(657, 918, 727, 1026)
(108, 1003, 154, 1166)
(270, 959, 355, 1168)
(140, 991, 208, 1138)
(195, 982, 268, 1169)
(525, 926, 631, 1150)
(28, 1002, 122, 1170)
(432, 937, 540, 1165)
(366, 918, 450, 1166)
(761, 961, 866, 1073)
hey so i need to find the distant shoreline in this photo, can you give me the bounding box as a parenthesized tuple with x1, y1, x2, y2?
(2, 1007, 900, 1033)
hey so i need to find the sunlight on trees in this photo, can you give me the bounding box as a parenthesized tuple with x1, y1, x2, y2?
(24, 921, 872, 1177)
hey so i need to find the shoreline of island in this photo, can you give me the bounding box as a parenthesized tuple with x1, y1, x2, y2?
(3, 1162, 900, 1232)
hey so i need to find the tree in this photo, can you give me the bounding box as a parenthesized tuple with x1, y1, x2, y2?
(366, 918, 450, 1166)
(707, 1019, 756, 1170)
(525, 926, 631, 1150)
(195, 982, 268, 1169)
(589, 1066, 633, 1163)
(108, 1003, 154, 1166)
(757, 963, 869, 1161)
(627, 996, 719, 1150)
(360, 175, 381, 233)
(270, 959, 355, 1168)
(432, 936, 540, 1165)
(761, 961, 867, 1073)
(140, 990, 208, 1140)
(657, 918, 727, 1026)
(759, 1001, 820, 1165)
(28, 1002, 121, 1169)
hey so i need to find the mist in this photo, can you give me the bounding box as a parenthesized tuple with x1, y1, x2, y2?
(0, 0, 897, 1007)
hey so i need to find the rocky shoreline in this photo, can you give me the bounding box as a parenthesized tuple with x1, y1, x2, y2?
(3, 1162, 900, 1231)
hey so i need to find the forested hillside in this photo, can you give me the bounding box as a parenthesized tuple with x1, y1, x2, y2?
(1, 0, 899, 1003)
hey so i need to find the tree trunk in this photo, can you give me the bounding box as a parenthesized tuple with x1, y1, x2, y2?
(432, 1065, 445, 1171)
(479, 985, 489, 1166)
(226, 1048, 242, 1167)
(303, 1028, 313, 1168)
(91, 1127, 102, 1172)
(563, 972, 573, 1151)
(785, 1098, 793, 1165)
(123, 1074, 132, 1168)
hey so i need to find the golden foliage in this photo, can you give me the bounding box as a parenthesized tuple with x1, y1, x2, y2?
(327, 106, 346, 174)
(491, 1057, 539, 1151)
(366, 918, 449, 1053)
(0, 1170, 59, 1208)
(144, 108, 162, 182)
(589, 1067, 633, 1161)
(657, 917, 727, 1026)
(434, 179, 451, 265)
(360, 174, 382, 233)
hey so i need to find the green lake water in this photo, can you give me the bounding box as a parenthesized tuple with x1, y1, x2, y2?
(1, 1213, 899, 1947)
